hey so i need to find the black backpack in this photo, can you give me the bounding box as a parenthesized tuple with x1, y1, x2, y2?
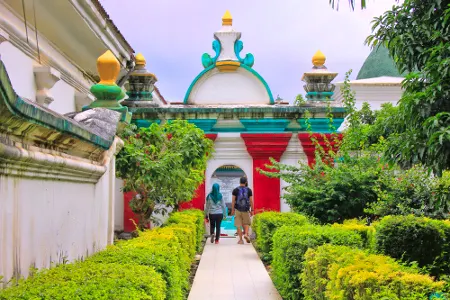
(235, 187, 250, 212)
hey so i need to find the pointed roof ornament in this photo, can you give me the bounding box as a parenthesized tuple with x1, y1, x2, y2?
(135, 53, 146, 66)
(222, 10, 233, 26)
(312, 50, 326, 68)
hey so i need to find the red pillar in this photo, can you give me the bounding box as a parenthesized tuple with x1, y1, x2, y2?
(298, 133, 342, 166)
(241, 133, 292, 213)
(179, 133, 218, 211)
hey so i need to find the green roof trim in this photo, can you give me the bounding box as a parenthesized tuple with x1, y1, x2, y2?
(357, 46, 405, 80)
(0, 59, 112, 150)
(130, 106, 345, 114)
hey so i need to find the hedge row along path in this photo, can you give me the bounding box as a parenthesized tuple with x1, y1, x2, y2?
(188, 237, 281, 300)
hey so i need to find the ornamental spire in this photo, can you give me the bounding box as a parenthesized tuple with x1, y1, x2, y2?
(222, 10, 232, 26)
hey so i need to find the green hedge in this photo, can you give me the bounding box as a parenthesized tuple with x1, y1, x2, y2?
(167, 210, 204, 251)
(0, 262, 166, 300)
(252, 212, 309, 261)
(374, 215, 450, 277)
(0, 209, 204, 300)
(271, 224, 363, 300)
(331, 219, 376, 250)
(302, 244, 445, 300)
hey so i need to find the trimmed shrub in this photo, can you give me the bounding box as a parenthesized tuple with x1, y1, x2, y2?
(374, 215, 448, 276)
(0, 209, 203, 300)
(167, 209, 204, 251)
(302, 244, 445, 300)
(332, 218, 376, 250)
(252, 212, 309, 261)
(0, 261, 166, 300)
(89, 239, 185, 300)
(271, 225, 363, 299)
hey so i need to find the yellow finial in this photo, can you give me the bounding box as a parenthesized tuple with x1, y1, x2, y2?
(312, 50, 326, 67)
(135, 53, 146, 66)
(222, 10, 233, 26)
(97, 50, 120, 85)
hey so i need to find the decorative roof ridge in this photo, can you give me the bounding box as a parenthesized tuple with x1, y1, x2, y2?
(90, 0, 134, 53)
(0, 59, 113, 152)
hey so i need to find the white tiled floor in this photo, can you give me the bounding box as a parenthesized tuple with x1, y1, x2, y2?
(188, 237, 282, 300)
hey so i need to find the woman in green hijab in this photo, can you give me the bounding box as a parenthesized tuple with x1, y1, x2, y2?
(205, 183, 227, 244)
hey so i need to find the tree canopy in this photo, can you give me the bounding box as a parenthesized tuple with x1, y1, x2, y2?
(366, 0, 450, 175)
(116, 120, 214, 228)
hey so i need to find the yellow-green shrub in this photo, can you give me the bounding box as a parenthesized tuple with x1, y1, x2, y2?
(0, 209, 204, 300)
(302, 244, 445, 300)
(0, 261, 166, 300)
(89, 239, 185, 300)
(167, 209, 204, 251)
(252, 212, 309, 262)
(272, 225, 363, 299)
(332, 219, 376, 250)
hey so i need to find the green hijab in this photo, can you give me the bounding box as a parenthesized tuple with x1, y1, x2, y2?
(208, 183, 223, 204)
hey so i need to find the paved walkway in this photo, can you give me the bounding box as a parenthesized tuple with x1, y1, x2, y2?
(188, 237, 282, 300)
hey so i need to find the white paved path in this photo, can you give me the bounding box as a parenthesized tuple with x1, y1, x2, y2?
(188, 237, 282, 300)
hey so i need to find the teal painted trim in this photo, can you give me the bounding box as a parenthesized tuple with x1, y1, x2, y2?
(240, 118, 290, 132)
(202, 39, 221, 68)
(239, 64, 274, 104)
(306, 91, 334, 101)
(183, 65, 215, 104)
(0, 59, 112, 149)
(234, 40, 254, 68)
(187, 119, 217, 132)
(131, 106, 346, 114)
(298, 118, 345, 133)
(212, 127, 245, 133)
(132, 119, 161, 128)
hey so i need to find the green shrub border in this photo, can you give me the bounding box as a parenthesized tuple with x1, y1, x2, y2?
(0, 209, 204, 300)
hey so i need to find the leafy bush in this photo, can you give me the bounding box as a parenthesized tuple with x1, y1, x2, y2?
(0, 209, 203, 300)
(90, 229, 188, 300)
(271, 225, 363, 299)
(331, 218, 376, 250)
(374, 215, 450, 277)
(0, 262, 166, 300)
(167, 210, 204, 251)
(302, 244, 445, 300)
(366, 167, 450, 219)
(252, 212, 309, 261)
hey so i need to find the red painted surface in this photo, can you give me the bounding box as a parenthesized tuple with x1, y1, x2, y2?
(179, 133, 218, 211)
(241, 133, 292, 213)
(298, 133, 343, 166)
(123, 191, 139, 232)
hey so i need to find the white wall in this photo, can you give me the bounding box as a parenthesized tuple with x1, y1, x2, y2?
(205, 133, 253, 196)
(0, 41, 82, 114)
(114, 178, 124, 231)
(188, 67, 271, 105)
(0, 42, 36, 101)
(0, 143, 118, 285)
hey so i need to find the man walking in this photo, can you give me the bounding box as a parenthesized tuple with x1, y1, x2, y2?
(231, 177, 254, 244)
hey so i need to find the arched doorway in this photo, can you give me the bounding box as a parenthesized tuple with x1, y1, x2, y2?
(210, 165, 246, 236)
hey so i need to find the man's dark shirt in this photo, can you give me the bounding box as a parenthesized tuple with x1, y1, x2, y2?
(232, 186, 253, 198)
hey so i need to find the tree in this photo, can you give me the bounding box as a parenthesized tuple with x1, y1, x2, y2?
(116, 120, 214, 229)
(329, 0, 368, 10)
(366, 0, 450, 175)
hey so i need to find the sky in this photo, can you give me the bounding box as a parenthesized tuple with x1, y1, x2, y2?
(101, 0, 398, 102)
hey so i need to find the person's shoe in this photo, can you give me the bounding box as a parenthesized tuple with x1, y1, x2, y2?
(215, 240, 219, 244)
(237, 240, 244, 245)
(244, 235, 250, 243)
(210, 234, 215, 243)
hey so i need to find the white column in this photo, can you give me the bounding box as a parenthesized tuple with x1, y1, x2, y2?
(279, 133, 307, 212)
